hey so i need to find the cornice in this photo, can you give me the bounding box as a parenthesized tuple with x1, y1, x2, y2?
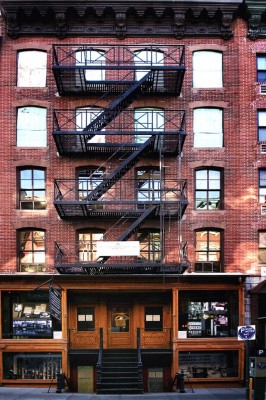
(244, 1, 266, 40)
(0, 1, 242, 40)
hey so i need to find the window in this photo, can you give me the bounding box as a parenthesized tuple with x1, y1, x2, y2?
(77, 167, 104, 201)
(258, 231, 266, 263)
(17, 107, 47, 147)
(138, 229, 161, 263)
(193, 51, 223, 88)
(179, 290, 239, 338)
(257, 54, 266, 83)
(134, 108, 164, 143)
(145, 306, 163, 331)
(78, 230, 104, 262)
(77, 307, 95, 331)
(194, 108, 223, 147)
(134, 49, 164, 81)
(259, 169, 266, 203)
(137, 168, 161, 201)
(75, 49, 105, 81)
(19, 168, 46, 210)
(258, 110, 266, 142)
(195, 229, 222, 272)
(18, 229, 45, 272)
(17, 50, 47, 87)
(195, 169, 222, 210)
(76, 107, 105, 143)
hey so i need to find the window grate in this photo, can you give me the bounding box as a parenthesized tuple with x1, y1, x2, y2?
(261, 205, 266, 216)
(261, 144, 266, 154)
(260, 85, 266, 95)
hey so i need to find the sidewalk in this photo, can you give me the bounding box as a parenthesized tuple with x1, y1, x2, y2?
(0, 387, 248, 400)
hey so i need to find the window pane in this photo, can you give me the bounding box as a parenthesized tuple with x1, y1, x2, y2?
(17, 107, 47, 147)
(76, 50, 105, 81)
(194, 108, 223, 147)
(76, 107, 105, 143)
(193, 51, 223, 88)
(134, 50, 164, 81)
(17, 51, 47, 87)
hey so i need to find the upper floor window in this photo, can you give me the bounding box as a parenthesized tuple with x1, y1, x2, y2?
(19, 168, 46, 210)
(194, 108, 223, 148)
(145, 306, 163, 331)
(134, 108, 164, 143)
(78, 230, 104, 262)
(17, 50, 47, 87)
(134, 49, 164, 81)
(258, 110, 266, 142)
(17, 107, 47, 147)
(137, 168, 161, 201)
(75, 49, 105, 81)
(257, 54, 266, 83)
(77, 307, 95, 331)
(77, 167, 104, 201)
(195, 229, 222, 272)
(258, 231, 266, 264)
(259, 169, 266, 203)
(138, 229, 161, 263)
(193, 51, 223, 88)
(18, 229, 46, 273)
(76, 107, 105, 143)
(195, 168, 222, 210)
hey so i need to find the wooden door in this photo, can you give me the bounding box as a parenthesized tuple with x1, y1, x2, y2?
(107, 305, 132, 348)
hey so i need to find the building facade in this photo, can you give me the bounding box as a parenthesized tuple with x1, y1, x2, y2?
(0, 0, 265, 394)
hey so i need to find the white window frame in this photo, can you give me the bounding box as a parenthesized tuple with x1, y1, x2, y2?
(193, 51, 223, 88)
(17, 50, 47, 88)
(17, 106, 47, 147)
(194, 108, 223, 148)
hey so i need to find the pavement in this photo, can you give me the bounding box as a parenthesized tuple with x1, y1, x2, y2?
(0, 387, 250, 400)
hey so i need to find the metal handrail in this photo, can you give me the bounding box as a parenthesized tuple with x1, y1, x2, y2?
(96, 327, 103, 387)
(137, 328, 143, 388)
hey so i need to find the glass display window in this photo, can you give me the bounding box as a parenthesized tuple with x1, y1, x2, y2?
(178, 290, 238, 338)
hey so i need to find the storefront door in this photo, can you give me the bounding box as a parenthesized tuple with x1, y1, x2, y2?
(107, 306, 132, 348)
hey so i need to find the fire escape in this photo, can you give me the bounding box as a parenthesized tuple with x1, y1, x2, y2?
(52, 44, 188, 275)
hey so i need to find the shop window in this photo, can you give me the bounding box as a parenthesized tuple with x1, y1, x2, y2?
(3, 352, 62, 380)
(134, 49, 164, 81)
(258, 110, 266, 142)
(145, 306, 163, 331)
(193, 51, 223, 88)
(195, 168, 222, 210)
(195, 229, 222, 272)
(77, 307, 95, 331)
(17, 50, 47, 87)
(75, 49, 105, 81)
(193, 108, 223, 147)
(178, 290, 238, 338)
(137, 229, 161, 263)
(76, 106, 105, 143)
(78, 230, 104, 262)
(19, 168, 46, 210)
(137, 167, 161, 201)
(17, 106, 47, 147)
(77, 167, 105, 201)
(134, 108, 164, 143)
(257, 54, 266, 83)
(1, 291, 61, 340)
(259, 169, 266, 204)
(258, 231, 266, 263)
(179, 351, 238, 379)
(18, 229, 46, 272)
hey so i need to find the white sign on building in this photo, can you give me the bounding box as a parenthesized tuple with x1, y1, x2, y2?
(96, 241, 140, 257)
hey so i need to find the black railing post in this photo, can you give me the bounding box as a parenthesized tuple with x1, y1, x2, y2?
(96, 328, 103, 389)
(137, 328, 143, 389)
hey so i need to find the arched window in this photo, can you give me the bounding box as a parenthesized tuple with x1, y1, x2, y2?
(17, 106, 47, 147)
(18, 167, 46, 210)
(17, 50, 47, 87)
(134, 49, 164, 81)
(138, 229, 161, 263)
(78, 229, 105, 262)
(77, 167, 105, 201)
(137, 168, 161, 201)
(75, 107, 105, 143)
(75, 49, 105, 81)
(193, 51, 223, 88)
(134, 108, 164, 143)
(195, 168, 222, 210)
(195, 229, 222, 272)
(18, 229, 46, 272)
(193, 107, 223, 148)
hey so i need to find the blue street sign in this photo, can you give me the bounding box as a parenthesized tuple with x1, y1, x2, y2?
(238, 325, 256, 341)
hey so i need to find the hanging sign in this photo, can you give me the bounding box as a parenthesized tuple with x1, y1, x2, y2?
(237, 325, 256, 341)
(96, 241, 140, 257)
(49, 285, 61, 321)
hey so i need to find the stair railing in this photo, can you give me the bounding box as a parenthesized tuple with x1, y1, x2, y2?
(96, 327, 103, 388)
(137, 327, 143, 388)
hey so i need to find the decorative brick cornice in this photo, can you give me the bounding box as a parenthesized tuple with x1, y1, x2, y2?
(0, 1, 242, 40)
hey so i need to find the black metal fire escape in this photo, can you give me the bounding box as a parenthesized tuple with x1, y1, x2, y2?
(52, 44, 188, 275)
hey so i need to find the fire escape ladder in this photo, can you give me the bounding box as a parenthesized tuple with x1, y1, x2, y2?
(82, 71, 154, 141)
(98, 205, 157, 264)
(86, 137, 155, 201)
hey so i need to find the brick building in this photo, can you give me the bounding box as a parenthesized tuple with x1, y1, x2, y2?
(0, 0, 265, 394)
